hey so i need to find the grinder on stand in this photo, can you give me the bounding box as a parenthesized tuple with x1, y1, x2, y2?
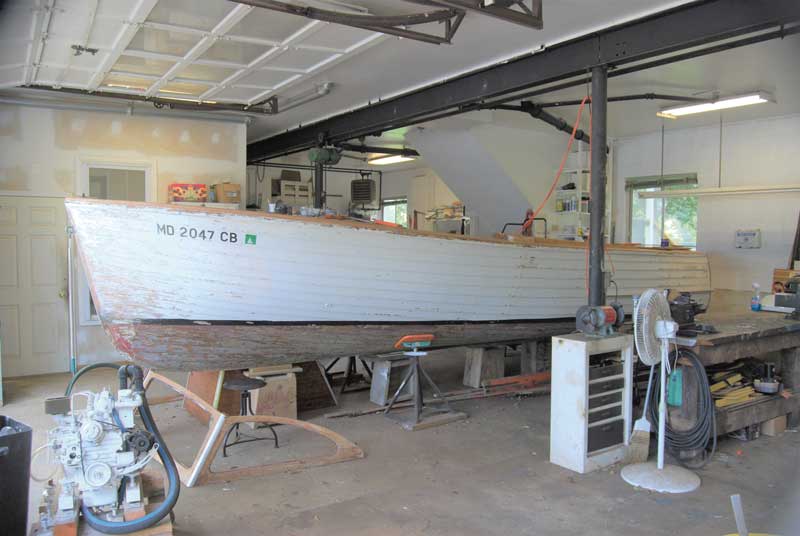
(575, 303, 625, 337)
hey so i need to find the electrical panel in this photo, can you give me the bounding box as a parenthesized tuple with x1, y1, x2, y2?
(735, 229, 761, 249)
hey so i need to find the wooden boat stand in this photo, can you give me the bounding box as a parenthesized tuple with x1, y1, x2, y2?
(383, 335, 468, 431)
(143, 371, 364, 487)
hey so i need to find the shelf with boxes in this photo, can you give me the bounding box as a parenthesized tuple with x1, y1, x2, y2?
(168, 181, 241, 208)
(548, 144, 613, 242)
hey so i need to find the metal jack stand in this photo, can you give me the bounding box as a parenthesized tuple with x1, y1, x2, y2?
(383, 334, 467, 431)
(325, 355, 373, 395)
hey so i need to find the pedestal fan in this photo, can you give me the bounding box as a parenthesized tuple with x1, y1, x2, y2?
(620, 288, 701, 493)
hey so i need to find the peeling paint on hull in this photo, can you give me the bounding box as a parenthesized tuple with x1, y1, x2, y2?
(106, 320, 577, 371)
(66, 198, 712, 371)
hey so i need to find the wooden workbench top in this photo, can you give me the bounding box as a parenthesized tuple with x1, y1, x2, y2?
(693, 311, 800, 347)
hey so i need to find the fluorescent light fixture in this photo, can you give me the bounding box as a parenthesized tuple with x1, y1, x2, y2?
(160, 88, 194, 96)
(658, 92, 773, 118)
(157, 95, 218, 105)
(368, 154, 417, 166)
(106, 83, 148, 91)
(638, 184, 800, 198)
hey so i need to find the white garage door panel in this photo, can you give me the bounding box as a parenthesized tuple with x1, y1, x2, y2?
(0, 197, 68, 376)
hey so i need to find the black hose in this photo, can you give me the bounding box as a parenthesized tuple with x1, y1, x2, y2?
(67, 365, 181, 534)
(65, 362, 122, 396)
(648, 348, 717, 468)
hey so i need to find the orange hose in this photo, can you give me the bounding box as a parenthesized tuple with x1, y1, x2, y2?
(521, 95, 591, 233)
(585, 100, 593, 295)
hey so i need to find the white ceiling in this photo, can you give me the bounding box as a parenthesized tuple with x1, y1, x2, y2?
(0, 0, 698, 135)
(0, 0, 388, 106)
(0, 0, 795, 156)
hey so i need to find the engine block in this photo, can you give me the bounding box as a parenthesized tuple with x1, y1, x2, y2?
(45, 388, 154, 513)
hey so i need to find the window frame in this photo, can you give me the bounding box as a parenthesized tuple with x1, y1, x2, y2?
(381, 197, 408, 227)
(626, 173, 698, 246)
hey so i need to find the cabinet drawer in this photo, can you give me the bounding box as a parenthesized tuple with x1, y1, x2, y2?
(588, 377, 624, 396)
(588, 391, 622, 409)
(587, 419, 624, 453)
(588, 404, 622, 424)
(589, 363, 623, 381)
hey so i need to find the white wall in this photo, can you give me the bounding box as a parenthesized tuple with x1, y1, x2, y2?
(406, 122, 566, 236)
(371, 166, 458, 231)
(613, 113, 800, 291)
(0, 104, 247, 368)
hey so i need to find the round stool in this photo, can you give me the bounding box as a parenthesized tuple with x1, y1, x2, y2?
(221, 375, 279, 457)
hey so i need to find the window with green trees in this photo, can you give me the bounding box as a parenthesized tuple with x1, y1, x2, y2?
(381, 198, 408, 227)
(627, 174, 698, 248)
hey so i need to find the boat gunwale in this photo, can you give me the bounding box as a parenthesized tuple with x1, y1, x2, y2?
(64, 197, 705, 256)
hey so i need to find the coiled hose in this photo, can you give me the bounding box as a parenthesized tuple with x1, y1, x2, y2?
(648, 348, 717, 468)
(65, 363, 181, 534)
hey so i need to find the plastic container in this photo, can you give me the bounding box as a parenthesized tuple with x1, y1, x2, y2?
(751, 283, 762, 311)
(0, 416, 32, 536)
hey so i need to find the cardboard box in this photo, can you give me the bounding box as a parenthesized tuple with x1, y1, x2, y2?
(248, 373, 297, 427)
(773, 269, 800, 293)
(762, 415, 786, 436)
(169, 183, 208, 202)
(213, 182, 241, 204)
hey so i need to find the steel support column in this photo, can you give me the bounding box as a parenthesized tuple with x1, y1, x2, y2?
(589, 65, 607, 307)
(314, 161, 324, 208)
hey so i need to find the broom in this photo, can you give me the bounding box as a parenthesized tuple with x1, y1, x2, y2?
(627, 364, 655, 463)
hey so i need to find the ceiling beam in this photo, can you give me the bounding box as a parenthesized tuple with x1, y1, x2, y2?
(408, 0, 543, 29)
(232, 0, 465, 45)
(247, 0, 800, 162)
(337, 143, 420, 156)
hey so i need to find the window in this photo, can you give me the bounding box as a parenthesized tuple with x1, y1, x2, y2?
(381, 197, 408, 227)
(627, 173, 698, 248)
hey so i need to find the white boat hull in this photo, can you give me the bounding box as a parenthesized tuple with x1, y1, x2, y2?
(65, 199, 711, 370)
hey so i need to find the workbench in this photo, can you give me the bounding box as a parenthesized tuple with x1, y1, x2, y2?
(684, 311, 800, 433)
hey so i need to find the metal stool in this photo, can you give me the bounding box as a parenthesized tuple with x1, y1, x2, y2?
(221, 375, 279, 457)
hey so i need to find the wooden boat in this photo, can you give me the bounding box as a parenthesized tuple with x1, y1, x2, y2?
(65, 198, 712, 371)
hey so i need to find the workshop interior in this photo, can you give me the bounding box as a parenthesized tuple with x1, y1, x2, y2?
(1, 1, 800, 535)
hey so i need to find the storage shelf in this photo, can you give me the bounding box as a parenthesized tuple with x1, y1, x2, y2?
(550, 143, 612, 241)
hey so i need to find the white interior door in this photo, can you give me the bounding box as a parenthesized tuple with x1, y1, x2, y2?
(0, 197, 68, 376)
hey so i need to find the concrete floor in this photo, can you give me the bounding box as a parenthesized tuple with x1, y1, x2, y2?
(4, 346, 800, 536)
